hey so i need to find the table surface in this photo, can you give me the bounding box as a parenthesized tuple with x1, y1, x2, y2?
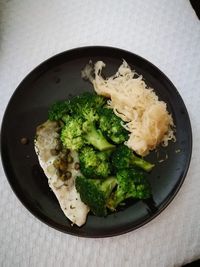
(0, 1, 199, 266)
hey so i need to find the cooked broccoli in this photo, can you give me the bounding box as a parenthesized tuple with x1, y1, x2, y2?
(60, 93, 115, 151)
(107, 168, 151, 211)
(131, 169, 152, 198)
(98, 108, 128, 144)
(48, 92, 106, 122)
(48, 100, 70, 122)
(76, 168, 151, 215)
(60, 116, 84, 150)
(61, 116, 115, 151)
(70, 92, 106, 118)
(48, 91, 154, 217)
(75, 176, 117, 216)
(111, 145, 154, 172)
(106, 169, 135, 211)
(79, 146, 112, 178)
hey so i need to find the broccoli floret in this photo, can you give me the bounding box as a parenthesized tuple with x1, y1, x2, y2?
(60, 93, 114, 151)
(48, 100, 70, 122)
(79, 146, 112, 178)
(60, 116, 84, 150)
(125, 168, 152, 199)
(48, 92, 106, 122)
(82, 120, 115, 151)
(61, 116, 115, 151)
(111, 145, 154, 172)
(70, 92, 106, 119)
(76, 169, 151, 215)
(107, 169, 136, 210)
(107, 168, 151, 211)
(98, 108, 128, 144)
(75, 176, 117, 216)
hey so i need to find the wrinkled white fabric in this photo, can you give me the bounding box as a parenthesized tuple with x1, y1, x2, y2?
(0, 1, 199, 266)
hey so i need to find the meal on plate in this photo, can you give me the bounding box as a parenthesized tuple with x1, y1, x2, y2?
(34, 60, 175, 226)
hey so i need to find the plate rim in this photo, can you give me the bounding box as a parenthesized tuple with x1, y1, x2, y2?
(0, 46, 193, 237)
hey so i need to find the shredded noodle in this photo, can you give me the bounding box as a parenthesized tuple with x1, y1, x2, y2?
(91, 60, 175, 156)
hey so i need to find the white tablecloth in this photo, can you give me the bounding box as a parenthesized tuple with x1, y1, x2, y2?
(0, 1, 199, 266)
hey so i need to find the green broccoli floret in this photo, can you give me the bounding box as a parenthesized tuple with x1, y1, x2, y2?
(48, 100, 70, 122)
(82, 120, 115, 150)
(48, 92, 106, 122)
(128, 168, 152, 199)
(70, 92, 106, 118)
(107, 169, 136, 210)
(76, 168, 151, 215)
(75, 176, 117, 216)
(111, 145, 154, 172)
(60, 116, 84, 150)
(107, 168, 151, 211)
(79, 146, 112, 178)
(60, 93, 114, 151)
(61, 116, 115, 151)
(98, 108, 128, 144)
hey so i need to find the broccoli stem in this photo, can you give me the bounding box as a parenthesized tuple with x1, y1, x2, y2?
(100, 177, 117, 198)
(84, 122, 115, 151)
(107, 194, 124, 211)
(131, 154, 155, 172)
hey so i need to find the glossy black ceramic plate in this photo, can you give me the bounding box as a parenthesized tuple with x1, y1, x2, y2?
(1, 46, 192, 237)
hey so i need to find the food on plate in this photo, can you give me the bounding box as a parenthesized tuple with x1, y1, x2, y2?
(76, 168, 151, 216)
(78, 145, 112, 178)
(35, 120, 89, 226)
(98, 107, 128, 144)
(82, 60, 175, 156)
(35, 60, 175, 226)
(59, 93, 115, 151)
(106, 168, 151, 211)
(111, 145, 154, 172)
(20, 137, 29, 145)
(75, 176, 117, 216)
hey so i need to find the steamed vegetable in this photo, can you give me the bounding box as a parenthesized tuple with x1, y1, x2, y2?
(61, 116, 115, 151)
(75, 176, 117, 216)
(47, 91, 154, 218)
(98, 107, 128, 144)
(59, 93, 115, 151)
(79, 146, 112, 178)
(111, 145, 154, 172)
(107, 168, 151, 211)
(48, 100, 70, 122)
(75, 168, 151, 216)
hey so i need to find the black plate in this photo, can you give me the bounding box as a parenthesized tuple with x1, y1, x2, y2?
(0, 46, 192, 237)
